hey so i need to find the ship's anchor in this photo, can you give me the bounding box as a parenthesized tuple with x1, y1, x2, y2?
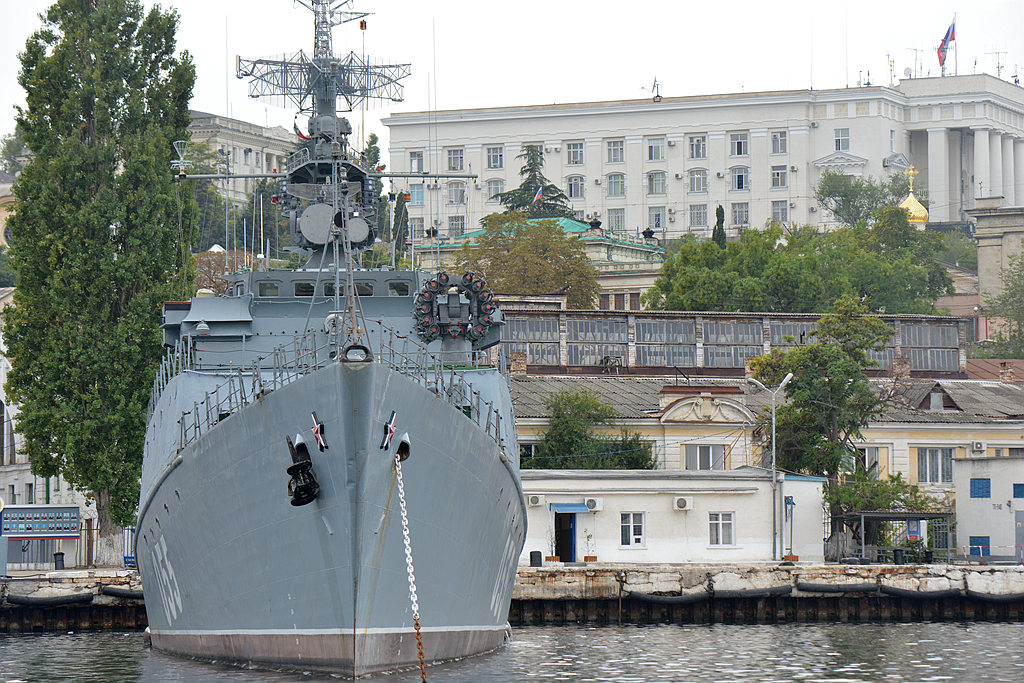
(286, 434, 320, 506)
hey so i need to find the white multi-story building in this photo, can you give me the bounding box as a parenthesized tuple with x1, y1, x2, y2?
(187, 111, 295, 206)
(384, 74, 1024, 240)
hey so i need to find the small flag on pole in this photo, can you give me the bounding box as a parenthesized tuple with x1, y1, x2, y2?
(293, 118, 311, 141)
(937, 20, 955, 69)
(531, 187, 543, 205)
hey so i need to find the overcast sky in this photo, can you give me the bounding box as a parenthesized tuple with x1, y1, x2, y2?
(2, 0, 1023, 154)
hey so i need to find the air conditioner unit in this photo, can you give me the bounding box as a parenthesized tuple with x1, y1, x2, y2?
(809, 206, 817, 213)
(971, 441, 985, 452)
(527, 494, 545, 507)
(810, 121, 819, 128)
(716, 171, 724, 178)
(789, 201, 797, 208)
(673, 496, 692, 511)
(593, 211, 600, 218)
(667, 140, 676, 146)
(584, 497, 603, 512)
(668, 216, 675, 223)
(668, 208, 675, 214)
(594, 178, 602, 185)
(674, 172, 683, 179)
(790, 165, 798, 172)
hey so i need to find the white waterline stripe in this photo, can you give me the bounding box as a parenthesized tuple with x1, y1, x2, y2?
(151, 624, 507, 636)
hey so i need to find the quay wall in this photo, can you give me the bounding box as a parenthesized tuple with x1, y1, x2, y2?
(511, 563, 1024, 625)
(0, 570, 145, 633)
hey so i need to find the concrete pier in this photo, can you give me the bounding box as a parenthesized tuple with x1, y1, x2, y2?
(0, 569, 146, 632)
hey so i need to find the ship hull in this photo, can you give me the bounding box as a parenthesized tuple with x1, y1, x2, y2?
(138, 360, 525, 676)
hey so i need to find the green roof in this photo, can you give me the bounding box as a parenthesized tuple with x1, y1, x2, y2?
(457, 217, 591, 242)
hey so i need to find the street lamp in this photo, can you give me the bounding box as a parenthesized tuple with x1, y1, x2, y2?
(748, 372, 793, 561)
(218, 149, 231, 273)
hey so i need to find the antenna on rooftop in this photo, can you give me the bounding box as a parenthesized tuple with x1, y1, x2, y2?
(986, 51, 1007, 78)
(906, 48, 922, 78)
(643, 78, 662, 103)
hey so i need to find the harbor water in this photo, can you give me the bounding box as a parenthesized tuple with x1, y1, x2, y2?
(0, 622, 1022, 682)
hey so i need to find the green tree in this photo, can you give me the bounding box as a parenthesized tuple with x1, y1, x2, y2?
(496, 146, 574, 219)
(814, 170, 922, 226)
(712, 205, 726, 248)
(455, 211, 599, 308)
(934, 229, 978, 271)
(0, 248, 16, 286)
(522, 389, 655, 469)
(4, 0, 195, 563)
(1, 122, 28, 175)
(239, 178, 288, 260)
(983, 245, 1024, 357)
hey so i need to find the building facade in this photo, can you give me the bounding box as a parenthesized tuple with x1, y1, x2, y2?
(384, 74, 1024, 240)
(520, 469, 825, 565)
(953, 455, 1024, 562)
(186, 111, 296, 206)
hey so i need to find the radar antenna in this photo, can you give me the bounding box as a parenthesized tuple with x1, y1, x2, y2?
(236, 0, 411, 116)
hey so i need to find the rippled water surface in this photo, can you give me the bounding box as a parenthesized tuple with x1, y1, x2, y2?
(1, 623, 1022, 682)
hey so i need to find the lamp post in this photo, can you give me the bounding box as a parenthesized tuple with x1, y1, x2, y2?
(218, 148, 231, 273)
(748, 372, 793, 561)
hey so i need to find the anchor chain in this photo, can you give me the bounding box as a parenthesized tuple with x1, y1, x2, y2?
(394, 454, 427, 681)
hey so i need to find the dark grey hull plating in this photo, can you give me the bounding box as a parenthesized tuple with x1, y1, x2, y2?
(137, 360, 525, 676)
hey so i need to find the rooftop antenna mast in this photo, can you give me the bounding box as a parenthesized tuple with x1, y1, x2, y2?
(986, 51, 1007, 78)
(643, 78, 662, 102)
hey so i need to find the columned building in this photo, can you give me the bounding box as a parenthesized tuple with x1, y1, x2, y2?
(384, 74, 1024, 241)
(187, 111, 295, 206)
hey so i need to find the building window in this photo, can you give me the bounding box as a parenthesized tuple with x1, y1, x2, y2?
(409, 183, 423, 205)
(620, 512, 644, 546)
(566, 142, 584, 165)
(607, 208, 625, 230)
(25, 483, 34, 505)
(709, 512, 734, 545)
(647, 137, 665, 161)
(970, 478, 991, 498)
(771, 130, 788, 154)
(447, 148, 464, 171)
(856, 447, 879, 471)
(771, 200, 788, 224)
(409, 217, 424, 238)
(771, 165, 788, 188)
(485, 179, 504, 202)
(447, 181, 466, 205)
(647, 171, 667, 195)
(690, 204, 708, 228)
(968, 535, 990, 557)
(890, 129, 896, 152)
(685, 444, 726, 470)
(7, 484, 14, 505)
(1013, 483, 1024, 498)
(607, 173, 626, 198)
(834, 128, 850, 152)
(648, 206, 666, 230)
(573, 210, 585, 221)
(689, 169, 708, 193)
(519, 443, 537, 465)
(730, 132, 748, 156)
(409, 151, 423, 173)
(731, 202, 749, 226)
(486, 146, 503, 169)
(567, 175, 585, 199)
(689, 135, 707, 159)
(731, 167, 749, 191)
(607, 139, 624, 163)
(918, 447, 953, 483)
(448, 215, 465, 236)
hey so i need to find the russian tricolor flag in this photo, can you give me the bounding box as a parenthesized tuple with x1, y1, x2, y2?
(937, 21, 955, 68)
(531, 187, 543, 205)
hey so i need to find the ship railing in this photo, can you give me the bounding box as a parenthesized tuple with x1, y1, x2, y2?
(169, 323, 505, 451)
(285, 147, 311, 174)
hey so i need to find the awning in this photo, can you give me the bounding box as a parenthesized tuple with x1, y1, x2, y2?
(551, 503, 590, 514)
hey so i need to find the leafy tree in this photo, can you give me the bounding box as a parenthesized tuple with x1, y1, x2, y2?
(239, 178, 288, 260)
(1, 122, 28, 175)
(643, 209, 951, 314)
(455, 211, 599, 308)
(522, 389, 655, 469)
(814, 170, 922, 226)
(496, 146, 574, 219)
(4, 0, 195, 563)
(983, 245, 1024, 357)
(0, 248, 16, 287)
(934, 229, 978, 271)
(712, 205, 726, 248)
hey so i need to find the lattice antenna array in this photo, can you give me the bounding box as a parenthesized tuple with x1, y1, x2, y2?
(237, 1, 409, 115)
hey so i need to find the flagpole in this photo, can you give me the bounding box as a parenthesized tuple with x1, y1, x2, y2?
(953, 14, 958, 76)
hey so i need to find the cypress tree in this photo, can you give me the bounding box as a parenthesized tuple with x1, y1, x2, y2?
(712, 205, 727, 248)
(5, 0, 195, 563)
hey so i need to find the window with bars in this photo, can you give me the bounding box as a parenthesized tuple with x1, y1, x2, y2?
(607, 208, 625, 230)
(969, 478, 991, 498)
(690, 204, 708, 228)
(918, 447, 953, 483)
(448, 215, 466, 236)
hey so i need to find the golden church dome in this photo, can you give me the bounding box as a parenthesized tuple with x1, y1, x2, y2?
(899, 165, 929, 225)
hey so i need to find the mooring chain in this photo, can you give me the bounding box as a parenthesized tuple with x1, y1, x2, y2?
(394, 454, 427, 681)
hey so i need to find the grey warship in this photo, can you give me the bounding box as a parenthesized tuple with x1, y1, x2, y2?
(136, 1, 526, 676)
